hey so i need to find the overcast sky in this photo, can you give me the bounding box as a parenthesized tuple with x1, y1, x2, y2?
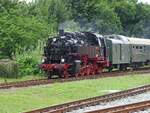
(138, 0, 150, 4)
(20, 0, 150, 4)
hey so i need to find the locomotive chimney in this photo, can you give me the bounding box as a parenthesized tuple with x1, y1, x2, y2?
(59, 29, 64, 36)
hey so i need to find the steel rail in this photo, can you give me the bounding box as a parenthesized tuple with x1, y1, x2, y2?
(86, 100, 150, 113)
(23, 84, 150, 113)
(0, 67, 150, 90)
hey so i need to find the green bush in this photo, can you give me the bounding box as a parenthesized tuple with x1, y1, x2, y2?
(15, 42, 44, 76)
(0, 59, 18, 78)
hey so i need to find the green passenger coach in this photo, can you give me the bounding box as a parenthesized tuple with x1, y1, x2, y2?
(105, 35, 130, 70)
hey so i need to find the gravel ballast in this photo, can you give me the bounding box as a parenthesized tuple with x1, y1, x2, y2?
(67, 91, 150, 113)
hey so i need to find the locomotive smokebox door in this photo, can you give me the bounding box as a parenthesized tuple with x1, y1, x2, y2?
(74, 60, 81, 73)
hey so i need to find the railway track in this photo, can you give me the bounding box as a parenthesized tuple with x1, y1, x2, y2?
(0, 67, 150, 89)
(24, 84, 150, 113)
(86, 100, 150, 113)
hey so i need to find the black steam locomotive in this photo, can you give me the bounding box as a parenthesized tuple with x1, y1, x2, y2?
(40, 30, 108, 78)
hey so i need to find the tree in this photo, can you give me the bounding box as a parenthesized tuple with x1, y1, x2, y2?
(132, 3, 150, 38)
(112, 1, 137, 35)
(48, 0, 72, 25)
(67, 0, 122, 34)
(0, 0, 53, 58)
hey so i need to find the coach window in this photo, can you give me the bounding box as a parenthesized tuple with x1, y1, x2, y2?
(140, 46, 142, 49)
(140, 46, 143, 52)
(136, 46, 139, 49)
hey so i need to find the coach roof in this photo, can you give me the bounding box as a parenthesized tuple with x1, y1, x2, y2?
(128, 37, 150, 45)
(105, 34, 129, 44)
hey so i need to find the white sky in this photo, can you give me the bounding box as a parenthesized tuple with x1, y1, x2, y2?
(20, 0, 150, 4)
(19, 0, 32, 3)
(138, 0, 150, 4)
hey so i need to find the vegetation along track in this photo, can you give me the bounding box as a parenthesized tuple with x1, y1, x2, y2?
(86, 100, 150, 113)
(1, 67, 150, 89)
(24, 84, 150, 113)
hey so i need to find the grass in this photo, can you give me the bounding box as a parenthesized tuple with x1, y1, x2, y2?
(0, 74, 150, 113)
(0, 75, 45, 83)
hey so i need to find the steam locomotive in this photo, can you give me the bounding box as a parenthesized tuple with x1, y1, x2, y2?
(40, 30, 150, 78)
